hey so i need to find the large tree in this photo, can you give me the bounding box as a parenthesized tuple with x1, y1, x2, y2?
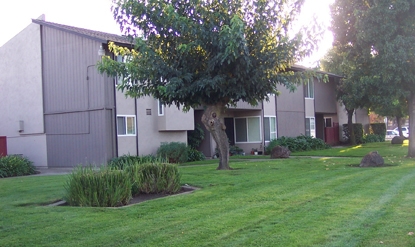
(99, 0, 319, 169)
(354, 0, 415, 156)
(321, 0, 371, 145)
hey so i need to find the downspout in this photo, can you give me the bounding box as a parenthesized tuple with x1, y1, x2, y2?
(135, 97, 139, 156)
(275, 94, 278, 138)
(261, 101, 265, 154)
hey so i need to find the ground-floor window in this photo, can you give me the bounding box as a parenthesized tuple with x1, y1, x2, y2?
(235, 117, 261, 143)
(305, 117, 316, 138)
(325, 117, 332, 128)
(264, 116, 277, 141)
(117, 115, 136, 136)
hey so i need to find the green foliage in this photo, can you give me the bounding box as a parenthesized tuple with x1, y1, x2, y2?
(108, 154, 159, 169)
(187, 148, 206, 162)
(157, 142, 188, 164)
(363, 134, 385, 144)
(229, 145, 244, 156)
(64, 166, 131, 207)
(369, 123, 386, 136)
(0, 155, 36, 178)
(127, 163, 181, 195)
(99, 0, 320, 109)
(187, 124, 205, 149)
(265, 135, 331, 153)
(342, 123, 364, 144)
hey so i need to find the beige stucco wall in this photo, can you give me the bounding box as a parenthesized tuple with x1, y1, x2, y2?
(0, 22, 47, 167)
(116, 93, 193, 156)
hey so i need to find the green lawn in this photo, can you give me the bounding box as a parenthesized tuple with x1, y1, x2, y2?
(1, 142, 415, 246)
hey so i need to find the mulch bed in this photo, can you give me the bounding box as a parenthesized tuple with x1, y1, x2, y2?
(49, 186, 197, 207)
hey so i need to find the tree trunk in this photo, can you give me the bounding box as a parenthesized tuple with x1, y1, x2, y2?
(396, 116, 403, 137)
(347, 108, 356, 145)
(201, 104, 230, 170)
(407, 92, 415, 157)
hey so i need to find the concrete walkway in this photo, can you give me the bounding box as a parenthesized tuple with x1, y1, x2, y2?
(34, 167, 74, 176)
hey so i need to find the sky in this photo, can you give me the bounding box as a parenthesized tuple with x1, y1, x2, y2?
(0, 0, 333, 66)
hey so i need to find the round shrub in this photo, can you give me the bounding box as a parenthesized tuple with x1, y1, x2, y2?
(187, 148, 206, 162)
(0, 155, 36, 178)
(127, 162, 181, 195)
(157, 142, 188, 163)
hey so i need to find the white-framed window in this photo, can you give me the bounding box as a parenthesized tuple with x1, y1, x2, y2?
(324, 117, 332, 128)
(305, 117, 316, 138)
(305, 79, 314, 99)
(264, 116, 277, 141)
(117, 115, 136, 136)
(158, 100, 164, 116)
(235, 117, 262, 143)
(116, 55, 134, 85)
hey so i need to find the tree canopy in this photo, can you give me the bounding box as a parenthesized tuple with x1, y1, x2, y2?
(99, 0, 320, 169)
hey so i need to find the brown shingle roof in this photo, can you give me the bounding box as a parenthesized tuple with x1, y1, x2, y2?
(32, 19, 133, 45)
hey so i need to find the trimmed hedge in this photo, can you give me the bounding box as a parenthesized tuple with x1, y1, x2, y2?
(342, 123, 364, 144)
(370, 123, 386, 136)
(0, 155, 36, 178)
(363, 134, 385, 143)
(157, 142, 188, 163)
(265, 135, 331, 154)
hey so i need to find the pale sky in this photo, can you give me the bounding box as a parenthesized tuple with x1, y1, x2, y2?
(0, 0, 333, 66)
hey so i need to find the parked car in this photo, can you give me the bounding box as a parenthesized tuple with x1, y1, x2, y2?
(386, 130, 399, 140)
(393, 127, 409, 137)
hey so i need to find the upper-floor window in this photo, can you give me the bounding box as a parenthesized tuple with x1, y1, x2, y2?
(264, 116, 277, 141)
(158, 100, 165, 116)
(305, 79, 314, 98)
(117, 115, 136, 136)
(235, 117, 261, 143)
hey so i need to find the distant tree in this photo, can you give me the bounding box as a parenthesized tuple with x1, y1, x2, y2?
(355, 0, 415, 156)
(98, 0, 320, 169)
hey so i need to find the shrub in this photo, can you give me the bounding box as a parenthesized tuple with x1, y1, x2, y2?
(0, 155, 36, 178)
(229, 145, 244, 156)
(363, 134, 385, 143)
(187, 148, 206, 162)
(187, 124, 205, 149)
(64, 166, 131, 207)
(370, 123, 386, 136)
(342, 123, 364, 144)
(108, 154, 159, 169)
(127, 162, 181, 195)
(157, 142, 188, 163)
(265, 135, 331, 154)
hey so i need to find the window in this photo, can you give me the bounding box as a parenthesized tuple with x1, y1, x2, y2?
(305, 79, 314, 98)
(325, 118, 332, 128)
(117, 116, 136, 136)
(116, 55, 134, 85)
(305, 117, 316, 138)
(158, 100, 164, 116)
(235, 117, 261, 143)
(264, 116, 277, 141)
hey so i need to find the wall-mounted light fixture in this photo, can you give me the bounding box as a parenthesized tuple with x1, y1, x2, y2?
(19, 120, 24, 133)
(98, 45, 105, 56)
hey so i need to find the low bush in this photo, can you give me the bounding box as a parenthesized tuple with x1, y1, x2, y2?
(127, 162, 181, 195)
(265, 135, 331, 154)
(0, 155, 36, 178)
(64, 166, 131, 207)
(229, 145, 244, 156)
(363, 134, 385, 143)
(108, 154, 159, 169)
(157, 142, 188, 163)
(187, 148, 206, 162)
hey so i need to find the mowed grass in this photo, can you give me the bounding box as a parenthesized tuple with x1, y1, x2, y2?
(1, 143, 415, 246)
(291, 140, 409, 158)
